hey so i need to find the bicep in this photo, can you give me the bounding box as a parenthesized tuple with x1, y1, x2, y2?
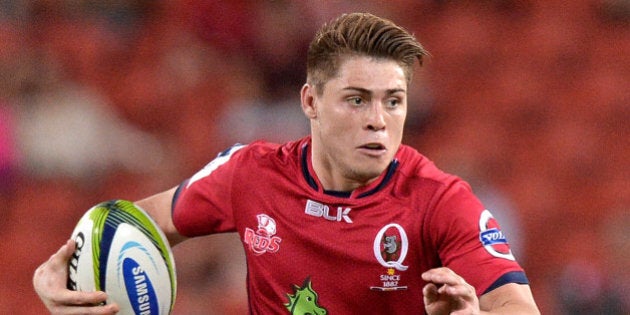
(135, 187, 188, 246)
(479, 283, 540, 314)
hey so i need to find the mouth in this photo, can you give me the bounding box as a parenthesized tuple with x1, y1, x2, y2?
(358, 142, 387, 155)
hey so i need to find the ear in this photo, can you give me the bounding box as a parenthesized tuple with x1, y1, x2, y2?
(300, 83, 317, 119)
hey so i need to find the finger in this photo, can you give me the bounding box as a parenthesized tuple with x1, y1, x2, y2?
(439, 283, 477, 302)
(35, 284, 109, 308)
(51, 291, 119, 314)
(34, 242, 74, 293)
(49, 239, 76, 265)
(422, 283, 439, 303)
(58, 290, 109, 306)
(49, 303, 119, 315)
(422, 267, 463, 286)
(422, 268, 477, 303)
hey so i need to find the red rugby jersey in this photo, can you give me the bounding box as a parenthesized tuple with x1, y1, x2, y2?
(172, 137, 528, 314)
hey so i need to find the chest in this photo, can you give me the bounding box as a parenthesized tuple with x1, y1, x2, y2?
(233, 187, 437, 313)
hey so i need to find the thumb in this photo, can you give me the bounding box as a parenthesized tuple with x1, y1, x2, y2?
(52, 239, 76, 267)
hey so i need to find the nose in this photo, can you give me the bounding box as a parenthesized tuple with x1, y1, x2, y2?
(365, 102, 386, 131)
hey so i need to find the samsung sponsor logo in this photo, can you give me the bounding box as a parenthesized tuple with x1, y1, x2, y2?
(123, 259, 158, 314)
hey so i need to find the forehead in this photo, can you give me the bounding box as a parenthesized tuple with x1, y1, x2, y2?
(328, 56, 407, 93)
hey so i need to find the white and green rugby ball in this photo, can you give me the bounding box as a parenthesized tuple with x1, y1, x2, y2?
(68, 200, 177, 314)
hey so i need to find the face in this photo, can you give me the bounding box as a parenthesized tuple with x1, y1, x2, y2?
(301, 55, 408, 191)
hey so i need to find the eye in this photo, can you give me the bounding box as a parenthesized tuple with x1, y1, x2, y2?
(347, 96, 364, 106)
(386, 98, 400, 108)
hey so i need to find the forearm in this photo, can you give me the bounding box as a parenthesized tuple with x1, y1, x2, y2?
(135, 186, 188, 246)
(479, 284, 540, 315)
(480, 304, 540, 315)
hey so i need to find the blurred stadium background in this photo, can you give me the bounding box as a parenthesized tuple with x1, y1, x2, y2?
(0, 1, 627, 314)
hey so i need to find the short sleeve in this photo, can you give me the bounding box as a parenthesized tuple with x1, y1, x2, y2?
(428, 181, 525, 295)
(172, 144, 245, 237)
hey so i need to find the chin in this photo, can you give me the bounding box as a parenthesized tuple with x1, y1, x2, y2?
(350, 165, 388, 184)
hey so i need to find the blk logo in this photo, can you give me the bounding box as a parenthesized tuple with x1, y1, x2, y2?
(305, 200, 352, 223)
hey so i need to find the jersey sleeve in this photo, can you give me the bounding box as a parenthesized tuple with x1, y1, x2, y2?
(427, 180, 528, 295)
(171, 144, 246, 237)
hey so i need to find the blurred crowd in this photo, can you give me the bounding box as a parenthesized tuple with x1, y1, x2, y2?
(0, 1, 628, 314)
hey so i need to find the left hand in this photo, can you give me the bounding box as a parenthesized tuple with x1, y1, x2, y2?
(422, 267, 479, 315)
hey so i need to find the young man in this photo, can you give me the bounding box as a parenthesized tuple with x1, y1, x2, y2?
(34, 13, 540, 314)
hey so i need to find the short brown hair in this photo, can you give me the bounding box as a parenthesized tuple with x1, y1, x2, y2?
(307, 13, 428, 94)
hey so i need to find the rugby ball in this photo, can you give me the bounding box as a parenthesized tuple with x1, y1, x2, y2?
(67, 200, 177, 314)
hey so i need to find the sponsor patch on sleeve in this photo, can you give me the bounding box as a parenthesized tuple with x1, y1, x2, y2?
(478, 210, 515, 260)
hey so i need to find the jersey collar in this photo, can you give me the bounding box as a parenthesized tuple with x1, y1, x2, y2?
(300, 139, 399, 199)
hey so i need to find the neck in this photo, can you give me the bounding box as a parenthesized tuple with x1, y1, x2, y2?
(309, 141, 377, 192)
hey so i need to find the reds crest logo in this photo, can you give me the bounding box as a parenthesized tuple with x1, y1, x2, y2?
(373, 223, 409, 271)
(244, 214, 282, 255)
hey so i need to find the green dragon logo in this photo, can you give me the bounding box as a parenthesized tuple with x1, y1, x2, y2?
(285, 277, 327, 315)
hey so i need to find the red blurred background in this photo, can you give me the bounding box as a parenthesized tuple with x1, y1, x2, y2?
(0, 1, 627, 314)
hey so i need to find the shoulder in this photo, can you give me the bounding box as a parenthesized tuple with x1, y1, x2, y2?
(395, 144, 469, 192)
(183, 138, 305, 189)
(391, 145, 481, 220)
(234, 137, 306, 165)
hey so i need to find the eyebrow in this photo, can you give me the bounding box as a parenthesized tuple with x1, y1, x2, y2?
(342, 86, 406, 95)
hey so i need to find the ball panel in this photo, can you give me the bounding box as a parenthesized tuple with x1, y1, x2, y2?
(68, 214, 97, 292)
(87, 205, 109, 290)
(68, 200, 177, 314)
(104, 200, 177, 304)
(107, 223, 172, 314)
(113, 200, 176, 268)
